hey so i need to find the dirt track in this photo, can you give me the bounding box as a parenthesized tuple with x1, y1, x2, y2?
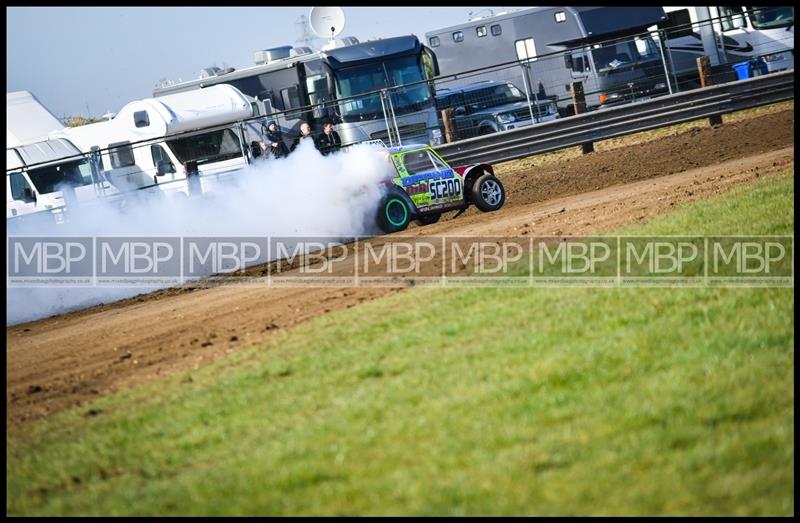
(6, 107, 795, 425)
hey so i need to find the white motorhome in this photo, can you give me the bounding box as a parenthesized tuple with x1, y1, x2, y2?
(50, 84, 255, 197)
(7, 91, 113, 224)
(657, 6, 794, 85)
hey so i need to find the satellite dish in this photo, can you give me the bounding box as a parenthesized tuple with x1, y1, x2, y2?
(309, 6, 345, 42)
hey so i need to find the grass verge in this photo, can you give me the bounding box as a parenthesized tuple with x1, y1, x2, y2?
(7, 173, 794, 515)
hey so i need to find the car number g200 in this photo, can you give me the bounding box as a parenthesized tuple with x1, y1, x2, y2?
(429, 178, 461, 200)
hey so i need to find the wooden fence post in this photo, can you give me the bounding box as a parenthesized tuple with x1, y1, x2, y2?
(571, 82, 594, 154)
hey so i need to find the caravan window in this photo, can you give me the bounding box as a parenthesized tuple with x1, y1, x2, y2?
(134, 110, 150, 128)
(452, 31, 464, 43)
(109, 142, 135, 168)
(166, 128, 242, 166)
(476, 26, 487, 37)
(490, 24, 502, 36)
(555, 11, 566, 23)
(429, 36, 440, 47)
(515, 38, 537, 62)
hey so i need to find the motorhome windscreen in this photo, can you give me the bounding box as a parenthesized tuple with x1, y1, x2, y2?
(747, 6, 794, 29)
(592, 36, 660, 71)
(333, 55, 432, 121)
(27, 160, 93, 194)
(464, 84, 526, 110)
(166, 128, 242, 166)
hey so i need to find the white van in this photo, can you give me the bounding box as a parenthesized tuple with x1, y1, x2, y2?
(6, 138, 115, 224)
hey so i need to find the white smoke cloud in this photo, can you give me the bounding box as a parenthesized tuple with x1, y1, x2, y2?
(7, 141, 394, 325)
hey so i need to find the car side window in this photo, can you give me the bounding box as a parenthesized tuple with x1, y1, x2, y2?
(9, 172, 32, 201)
(402, 151, 436, 175)
(427, 151, 449, 171)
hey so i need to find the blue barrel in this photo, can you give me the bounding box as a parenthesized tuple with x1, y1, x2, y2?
(733, 58, 769, 80)
(733, 61, 752, 80)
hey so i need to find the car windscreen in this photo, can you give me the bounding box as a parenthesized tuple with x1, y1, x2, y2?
(747, 6, 794, 29)
(27, 160, 94, 195)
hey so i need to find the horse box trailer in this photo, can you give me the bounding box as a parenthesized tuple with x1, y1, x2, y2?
(426, 6, 671, 114)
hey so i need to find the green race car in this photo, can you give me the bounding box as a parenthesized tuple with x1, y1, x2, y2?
(376, 144, 506, 233)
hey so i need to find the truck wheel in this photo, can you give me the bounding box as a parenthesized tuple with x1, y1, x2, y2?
(377, 193, 412, 233)
(471, 173, 505, 212)
(415, 213, 441, 226)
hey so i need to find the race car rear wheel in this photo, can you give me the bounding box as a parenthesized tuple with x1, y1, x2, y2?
(377, 194, 412, 233)
(471, 174, 506, 212)
(414, 212, 441, 226)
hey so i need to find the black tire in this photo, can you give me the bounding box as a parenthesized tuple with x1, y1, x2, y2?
(414, 213, 441, 226)
(376, 192, 412, 233)
(471, 173, 506, 212)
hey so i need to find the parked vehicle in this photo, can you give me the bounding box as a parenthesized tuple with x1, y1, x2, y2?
(49, 84, 253, 198)
(7, 91, 113, 225)
(435, 80, 559, 139)
(153, 36, 443, 148)
(656, 6, 794, 88)
(375, 144, 505, 233)
(426, 6, 671, 114)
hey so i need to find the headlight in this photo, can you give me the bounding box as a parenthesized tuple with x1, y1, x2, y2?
(496, 112, 516, 124)
(764, 53, 786, 62)
(430, 128, 443, 145)
(654, 82, 666, 90)
(599, 93, 621, 105)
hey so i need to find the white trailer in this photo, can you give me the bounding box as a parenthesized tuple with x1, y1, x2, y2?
(657, 6, 794, 84)
(50, 84, 255, 197)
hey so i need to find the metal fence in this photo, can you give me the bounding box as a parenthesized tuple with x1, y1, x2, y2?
(7, 7, 794, 225)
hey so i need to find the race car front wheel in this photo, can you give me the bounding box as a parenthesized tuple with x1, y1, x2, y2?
(471, 174, 506, 212)
(377, 193, 412, 233)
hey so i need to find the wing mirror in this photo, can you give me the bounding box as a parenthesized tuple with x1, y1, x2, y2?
(23, 187, 37, 203)
(156, 160, 176, 176)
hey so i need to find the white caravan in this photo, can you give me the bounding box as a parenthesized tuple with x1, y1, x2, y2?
(657, 6, 794, 83)
(50, 84, 255, 198)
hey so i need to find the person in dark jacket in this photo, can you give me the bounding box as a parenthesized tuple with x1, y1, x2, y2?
(290, 122, 318, 153)
(262, 120, 289, 158)
(316, 120, 342, 156)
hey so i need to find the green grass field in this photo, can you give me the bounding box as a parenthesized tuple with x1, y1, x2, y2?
(7, 173, 794, 515)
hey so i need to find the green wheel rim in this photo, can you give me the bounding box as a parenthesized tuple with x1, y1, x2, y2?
(385, 198, 408, 227)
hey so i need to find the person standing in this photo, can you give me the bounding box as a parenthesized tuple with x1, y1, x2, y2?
(316, 119, 342, 156)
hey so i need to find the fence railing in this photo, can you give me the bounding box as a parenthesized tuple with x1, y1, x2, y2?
(434, 70, 794, 166)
